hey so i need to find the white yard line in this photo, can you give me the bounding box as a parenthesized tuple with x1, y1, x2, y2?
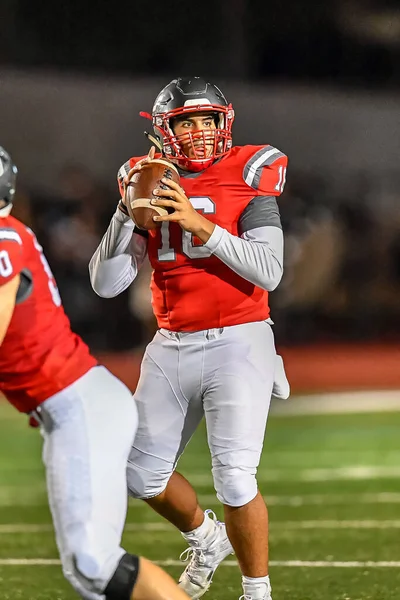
(2, 464, 399, 503)
(0, 559, 61, 566)
(0, 523, 175, 534)
(159, 559, 400, 568)
(276, 520, 400, 529)
(2, 489, 400, 510)
(1, 558, 400, 568)
(189, 465, 400, 484)
(197, 492, 400, 506)
(270, 561, 400, 568)
(3, 519, 400, 535)
(270, 390, 400, 416)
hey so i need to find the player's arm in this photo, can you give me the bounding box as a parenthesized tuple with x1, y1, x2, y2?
(89, 208, 148, 298)
(89, 160, 149, 298)
(204, 197, 283, 291)
(0, 231, 25, 344)
(0, 274, 20, 345)
(203, 149, 287, 291)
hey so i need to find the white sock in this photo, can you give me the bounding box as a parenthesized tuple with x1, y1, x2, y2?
(181, 513, 215, 544)
(242, 575, 272, 599)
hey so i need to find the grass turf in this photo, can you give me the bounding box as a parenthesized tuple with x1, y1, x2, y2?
(1, 400, 400, 599)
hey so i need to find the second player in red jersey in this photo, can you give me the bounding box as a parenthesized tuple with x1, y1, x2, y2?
(90, 77, 290, 600)
(0, 213, 96, 412)
(0, 147, 195, 600)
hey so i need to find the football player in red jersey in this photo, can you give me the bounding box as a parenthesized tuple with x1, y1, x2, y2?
(0, 147, 193, 600)
(90, 77, 290, 600)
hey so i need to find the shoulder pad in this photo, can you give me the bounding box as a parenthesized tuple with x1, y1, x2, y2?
(0, 226, 22, 245)
(242, 145, 287, 194)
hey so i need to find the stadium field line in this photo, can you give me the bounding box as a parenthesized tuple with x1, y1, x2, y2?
(272, 520, 400, 529)
(2, 464, 400, 507)
(4, 520, 400, 534)
(270, 390, 400, 416)
(196, 492, 400, 506)
(2, 558, 400, 568)
(189, 465, 400, 484)
(3, 491, 400, 509)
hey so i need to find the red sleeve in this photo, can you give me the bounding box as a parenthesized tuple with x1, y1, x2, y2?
(0, 232, 23, 285)
(243, 145, 288, 197)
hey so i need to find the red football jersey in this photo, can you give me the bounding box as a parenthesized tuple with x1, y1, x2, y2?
(119, 145, 287, 331)
(0, 215, 97, 413)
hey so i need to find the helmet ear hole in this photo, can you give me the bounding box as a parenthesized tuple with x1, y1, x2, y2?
(0, 147, 17, 206)
(169, 117, 178, 134)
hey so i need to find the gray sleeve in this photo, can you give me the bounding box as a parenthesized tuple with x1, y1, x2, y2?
(89, 207, 148, 298)
(238, 195, 282, 235)
(204, 224, 284, 291)
(243, 146, 286, 190)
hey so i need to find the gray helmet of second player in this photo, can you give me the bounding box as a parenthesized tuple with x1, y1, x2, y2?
(0, 147, 18, 205)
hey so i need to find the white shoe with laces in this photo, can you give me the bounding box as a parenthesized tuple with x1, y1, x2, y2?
(240, 578, 272, 600)
(239, 595, 272, 600)
(178, 510, 234, 599)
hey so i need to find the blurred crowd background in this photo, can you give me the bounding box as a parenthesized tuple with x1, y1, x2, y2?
(1, 0, 400, 356)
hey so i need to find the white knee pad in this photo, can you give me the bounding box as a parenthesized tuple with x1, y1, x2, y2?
(62, 546, 125, 600)
(62, 554, 105, 600)
(212, 462, 258, 507)
(127, 453, 172, 499)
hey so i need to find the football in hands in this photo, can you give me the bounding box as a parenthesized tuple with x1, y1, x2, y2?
(124, 158, 180, 230)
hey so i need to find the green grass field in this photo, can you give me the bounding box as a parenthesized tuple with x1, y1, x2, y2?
(1, 396, 400, 600)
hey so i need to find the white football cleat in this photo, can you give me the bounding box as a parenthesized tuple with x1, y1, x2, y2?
(178, 510, 234, 599)
(240, 578, 272, 600)
(239, 594, 272, 600)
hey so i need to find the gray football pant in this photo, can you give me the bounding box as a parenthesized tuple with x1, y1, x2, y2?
(127, 320, 276, 507)
(40, 366, 137, 600)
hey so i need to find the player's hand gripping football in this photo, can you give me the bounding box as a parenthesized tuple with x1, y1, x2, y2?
(120, 146, 156, 208)
(151, 178, 216, 243)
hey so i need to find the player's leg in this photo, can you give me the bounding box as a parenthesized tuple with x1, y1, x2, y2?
(145, 471, 204, 532)
(41, 365, 192, 600)
(127, 330, 205, 532)
(142, 470, 231, 600)
(41, 366, 138, 600)
(104, 553, 192, 600)
(131, 557, 192, 600)
(203, 322, 276, 600)
(128, 330, 232, 600)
